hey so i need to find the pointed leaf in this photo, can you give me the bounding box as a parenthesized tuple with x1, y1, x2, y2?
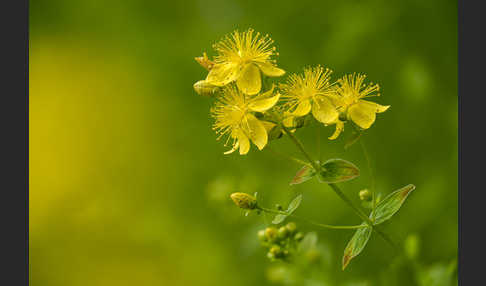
(290, 165, 316, 185)
(372, 184, 416, 225)
(342, 224, 372, 270)
(272, 194, 303, 224)
(319, 159, 360, 183)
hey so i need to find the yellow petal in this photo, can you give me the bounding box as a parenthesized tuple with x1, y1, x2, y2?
(236, 64, 262, 95)
(236, 130, 250, 155)
(248, 93, 280, 112)
(206, 63, 239, 86)
(246, 114, 268, 150)
(223, 141, 238, 155)
(311, 96, 339, 124)
(347, 100, 389, 129)
(328, 120, 345, 140)
(256, 62, 286, 77)
(292, 99, 312, 116)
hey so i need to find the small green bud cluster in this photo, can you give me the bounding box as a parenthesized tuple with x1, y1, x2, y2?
(258, 222, 304, 262)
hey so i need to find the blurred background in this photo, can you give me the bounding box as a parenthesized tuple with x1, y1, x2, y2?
(30, 0, 457, 285)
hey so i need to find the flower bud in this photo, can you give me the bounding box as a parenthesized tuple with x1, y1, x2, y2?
(193, 80, 219, 96)
(265, 227, 278, 242)
(359, 189, 372, 201)
(294, 232, 304, 242)
(258, 230, 266, 241)
(230, 192, 257, 210)
(285, 222, 297, 234)
(269, 245, 282, 258)
(277, 226, 289, 239)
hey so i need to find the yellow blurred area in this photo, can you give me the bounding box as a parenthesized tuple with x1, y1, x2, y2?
(29, 37, 239, 286)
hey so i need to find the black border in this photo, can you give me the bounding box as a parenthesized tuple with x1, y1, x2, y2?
(0, 0, 482, 284)
(458, 1, 485, 285)
(0, 0, 29, 284)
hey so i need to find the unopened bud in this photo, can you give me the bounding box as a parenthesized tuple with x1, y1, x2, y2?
(294, 232, 304, 242)
(194, 80, 219, 96)
(285, 222, 297, 234)
(269, 245, 282, 258)
(359, 189, 372, 201)
(265, 227, 278, 242)
(257, 230, 266, 241)
(277, 226, 288, 239)
(230, 192, 257, 210)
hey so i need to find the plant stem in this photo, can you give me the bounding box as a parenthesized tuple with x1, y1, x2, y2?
(280, 124, 398, 250)
(258, 207, 366, 230)
(359, 138, 377, 219)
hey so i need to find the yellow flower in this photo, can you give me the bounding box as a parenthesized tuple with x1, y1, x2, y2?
(328, 73, 390, 139)
(280, 66, 339, 125)
(211, 85, 280, 155)
(205, 29, 285, 95)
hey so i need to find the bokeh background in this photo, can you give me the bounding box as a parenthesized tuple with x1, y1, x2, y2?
(30, 0, 457, 285)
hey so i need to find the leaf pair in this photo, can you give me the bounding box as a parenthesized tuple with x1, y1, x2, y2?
(272, 194, 302, 224)
(342, 184, 416, 270)
(290, 159, 360, 185)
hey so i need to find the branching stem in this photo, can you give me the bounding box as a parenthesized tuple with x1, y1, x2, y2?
(280, 123, 398, 250)
(258, 206, 366, 230)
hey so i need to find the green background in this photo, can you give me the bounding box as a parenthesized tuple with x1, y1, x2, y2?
(30, 0, 457, 285)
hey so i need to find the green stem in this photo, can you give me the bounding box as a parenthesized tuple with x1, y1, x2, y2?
(359, 138, 377, 219)
(258, 207, 366, 230)
(280, 124, 398, 250)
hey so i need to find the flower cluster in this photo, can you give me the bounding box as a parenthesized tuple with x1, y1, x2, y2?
(194, 29, 389, 154)
(258, 222, 304, 262)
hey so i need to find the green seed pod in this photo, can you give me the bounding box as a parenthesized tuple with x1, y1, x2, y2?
(359, 189, 372, 202)
(277, 226, 289, 239)
(230, 192, 257, 210)
(294, 232, 304, 242)
(265, 227, 278, 242)
(193, 80, 219, 96)
(285, 222, 297, 234)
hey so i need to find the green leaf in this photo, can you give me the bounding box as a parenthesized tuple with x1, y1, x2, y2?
(342, 224, 372, 270)
(290, 165, 316, 185)
(272, 194, 303, 224)
(318, 159, 360, 183)
(372, 184, 416, 225)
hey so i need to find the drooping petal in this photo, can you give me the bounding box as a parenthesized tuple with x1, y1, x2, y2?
(236, 130, 251, 155)
(248, 93, 280, 112)
(311, 96, 339, 124)
(292, 99, 312, 116)
(256, 62, 286, 77)
(246, 114, 268, 150)
(328, 120, 345, 140)
(237, 64, 262, 95)
(223, 141, 238, 155)
(206, 63, 239, 86)
(347, 100, 389, 129)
